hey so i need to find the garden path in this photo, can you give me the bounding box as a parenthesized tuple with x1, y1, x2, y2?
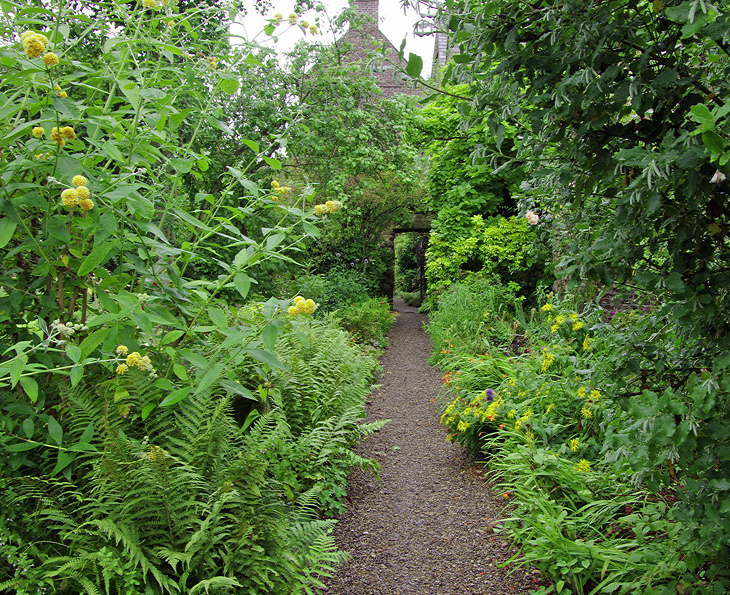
(318, 299, 541, 595)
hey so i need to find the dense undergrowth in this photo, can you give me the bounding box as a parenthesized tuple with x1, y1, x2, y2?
(428, 277, 729, 595)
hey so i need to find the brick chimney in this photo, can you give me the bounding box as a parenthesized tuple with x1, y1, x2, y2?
(354, 0, 380, 33)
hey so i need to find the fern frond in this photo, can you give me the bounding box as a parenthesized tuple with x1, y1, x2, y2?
(188, 577, 243, 594)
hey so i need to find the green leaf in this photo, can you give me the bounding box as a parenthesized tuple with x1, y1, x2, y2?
(173, 363, 188, 380)
(5, 441, 39, 452)
(171, 158, 194, 173)
(405, 52, 423, 78)
(261, 323, 278, 351)
(690, 103, 714, 127)
(262, 156, 282, 170)
(79, 328, 109, 359)
(246, 348, 287, 371)
(665, 272, 685, 293)
(241, 139, 259, 153)
(77, 241, 113, 276)
(194, 363, 226, 395)
(141, 403, 157, 420)
(52, 96, 82, 119)
(9, 355, 27, 387)
(0, 218, 17, 248)
(66, 344, 81, 363)
(233, 273, 251, 299)
(51, 451, 75, 477)
(702, 131, 725, 156)
(159, 386, 191, 407)
(22, 417, 34, 438)
(180, 349, 208, 369)
(219, 73, 240, 95)
(47, 415, 63, 446)
(208, 307, 228, 329)
(19, 376, 38, 403)
(70, 365, 84, 387)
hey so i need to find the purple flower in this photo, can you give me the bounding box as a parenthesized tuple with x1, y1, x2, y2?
(364, 258, 369, 264)
(485, 389, 494, 402)
(335, 253, 341, 257)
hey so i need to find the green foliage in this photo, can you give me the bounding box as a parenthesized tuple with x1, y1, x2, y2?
(394, 231, 426, 294)
(426, 276, 526, 363)
(332, 298, 396, 348)
(284, 268, 373, 314)
(429, 282, 730, 592)
(426, 214, 548, 292)
(0, 2, 389, 593)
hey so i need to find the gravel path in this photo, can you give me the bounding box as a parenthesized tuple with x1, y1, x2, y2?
(319, 299, 541, 595)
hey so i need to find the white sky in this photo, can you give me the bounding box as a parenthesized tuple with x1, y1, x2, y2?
(232, 1, 435, 76)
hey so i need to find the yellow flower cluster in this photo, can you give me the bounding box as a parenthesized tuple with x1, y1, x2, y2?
(288, 13, 298, 24)
(60, 174, 93, 211)
(569, 438, 580, 452)
(540, 348, 555, 372)
(115, 345, 154, 374)
(32, 126, 44, 138)
(54, 84, 68, 98)
(313, 200, 343, 216)
(273, 13, 283, 25)
(287, 295, 316, 316)
(310, 25, 318, 35)
(43, 52, 59, 67)
(574, 459, 591, 472)
(50, 125, 75, 148)
(270, 180, 291, 201)
(21, 30, 49, 59)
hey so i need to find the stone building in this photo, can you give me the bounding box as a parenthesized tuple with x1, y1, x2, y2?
(335, 0, 423, 98)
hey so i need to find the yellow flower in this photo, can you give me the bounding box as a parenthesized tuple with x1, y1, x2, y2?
(79, 198, 94, 211)
(583, 335, 592, 351)
(22, 34, 46, 59)
(271, 180, 280, 188)
(514, 419, 522, 431)
(569, 312, 578, 322)
(300, 20, 309, 28)
(138, 355, 152, 370)
(287, 305, 298, 316)
(143, 0, 157, 8)
(288, 12, 298, 24)
(126, 351, 141, 367)
(20, 30, 35, 41)
(72, 175, 88, 187)
(580, 405, 593, 419)
(32, 126, 44, 138)
(116, 363, 129, 375)
(301, 298, 316, 314)
(293, 295, 305, 303)
(540, 303, 553, 312)
(274, 12, 283, 24)
(58, 90, 68, 98)
(589, 390, 601, 401)
(545, 403, 556, 414)
(577, 386, 586, 397)
(507, 409, 516, 419)
(42, 52, 60, 67)
(572, 321, 584, 331)
(456, 420, 469, 432)
(115, 344, 129, 355)
(314, 204, 325, 215)
(61, 188, 80, 208)
(569, 438, 580, 452)
(76, 186, 91, 200)
(310, 25, 318, 35)
(508, 378, 516, 386)
(574, 459, 591, 472)
(60, 126, 75, 140)
(50, 127, 65, 146)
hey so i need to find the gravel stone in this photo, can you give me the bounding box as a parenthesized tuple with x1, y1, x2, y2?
(318, 299, 543, 595)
